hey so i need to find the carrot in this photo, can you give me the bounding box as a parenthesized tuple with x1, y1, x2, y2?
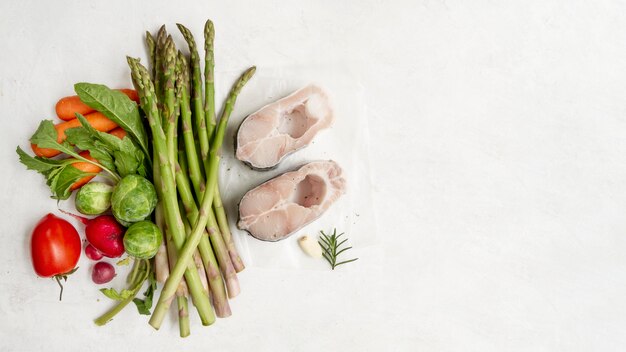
(55, 89, 140, 121)
(31, 111, 118, 158)
(108, 127, 127, 140)
(118, 89, 140, 103)
(70, 151, 102, 190)
(55, 96, 93, 121)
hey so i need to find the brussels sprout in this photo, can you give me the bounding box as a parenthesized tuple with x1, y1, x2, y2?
(75, 182, 113, 215)
(123, 221, 162, 259)
(111, 174, 157, 223)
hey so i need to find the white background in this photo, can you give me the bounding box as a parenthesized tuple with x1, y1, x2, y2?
(2, 1, 626, 351)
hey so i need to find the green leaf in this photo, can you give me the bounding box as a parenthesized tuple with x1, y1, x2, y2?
(64, 126, 115, 173)
(16, 147, 65, 172)
(131, 271, 156, 315)
(29, 120, 76, 156)
(113, 151, 138, 177)
(64, 127, 94, 151)
(72, 113, 144, 178)
(17, 146, 91, 200)
(90, 148, 116, 172)
(50, 164, 91, 200)
(112, 137, 144, 177)
(99, 288, 134, 301)
(29, 120, 58, 148)
(74, 83, 150, 159)
(76, 114, 146, 177)
(132, 298, 151, 315)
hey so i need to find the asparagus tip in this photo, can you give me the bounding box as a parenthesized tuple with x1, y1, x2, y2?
(204, 19, 215, 40)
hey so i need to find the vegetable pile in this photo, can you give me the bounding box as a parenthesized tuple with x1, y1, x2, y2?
(17, 19, 253, 337)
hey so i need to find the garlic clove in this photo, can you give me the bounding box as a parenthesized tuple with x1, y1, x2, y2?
(298, 235, 323, 258)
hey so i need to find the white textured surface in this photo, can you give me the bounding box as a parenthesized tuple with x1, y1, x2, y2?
(2, 1, 626, 351)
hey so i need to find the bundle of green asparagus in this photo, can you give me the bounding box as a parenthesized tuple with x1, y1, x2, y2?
(126, 20, 254, 336)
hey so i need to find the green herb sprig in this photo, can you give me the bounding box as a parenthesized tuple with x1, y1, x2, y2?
(318, 229, 358, 270)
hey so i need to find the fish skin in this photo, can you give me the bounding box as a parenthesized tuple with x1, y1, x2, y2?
(238, 161, 346, 241)
(235, 85, 333, 170)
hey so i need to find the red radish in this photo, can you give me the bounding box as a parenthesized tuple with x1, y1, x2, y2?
(85, 244, 104, 261)
(60, 210, 126, 258)
(92, 262, 116, 284)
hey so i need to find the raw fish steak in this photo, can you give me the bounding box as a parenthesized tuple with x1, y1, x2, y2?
(236, 85, 333, 169)
(238, 161, 346, 241)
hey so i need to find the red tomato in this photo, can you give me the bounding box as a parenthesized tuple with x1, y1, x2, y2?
(31, 213, 81, 277)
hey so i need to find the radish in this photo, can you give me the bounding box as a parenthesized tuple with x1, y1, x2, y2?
(85, 244, 104, 261)
(92, 262, 116, 284)
(60, 210, 126, 258)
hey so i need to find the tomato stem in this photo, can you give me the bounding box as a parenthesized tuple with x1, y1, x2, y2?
(54, 276, 64, 301)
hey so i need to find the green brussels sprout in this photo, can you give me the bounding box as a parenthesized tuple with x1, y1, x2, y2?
(111, 174, 157, 223)
(123, 221, 162, 259)
(75, 182, 113, 215)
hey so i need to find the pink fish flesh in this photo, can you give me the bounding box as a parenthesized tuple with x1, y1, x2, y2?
(236, 85, 333, 170)
(238, 160, 346, 241)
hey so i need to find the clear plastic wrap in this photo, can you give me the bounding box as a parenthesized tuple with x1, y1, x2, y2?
(215, 66, 377, 269)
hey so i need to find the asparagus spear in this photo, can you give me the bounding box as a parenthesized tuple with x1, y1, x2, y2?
(176, 52, 205, 196)
(203, 20, 216, 141)
(156, 108, 191, 337)
(127, 57, 215, 327)
(177, 23, 209, 164)
(175, 51, 229, 301)
(175, 51, 240, 297)
(176, 149, 233, 316)
(177, 24, 244, 284)
(213, 184, 245, 272)
(179, 198, 210, 298)
(153, 202, 170, 283)
(154, 25, 167, 101)
(198, 20, 245, 273)
(162, 36, 178, 175)
(165, 226, 191, 338)
(146, 31, 156, 79)
(149, 66, 255, 329)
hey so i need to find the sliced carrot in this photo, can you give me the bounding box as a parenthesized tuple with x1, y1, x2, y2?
(55, 89, 140, 121)
(70, 151, 102, 190)
(108, 127, 127, 140)
(31, 111, 118, 158)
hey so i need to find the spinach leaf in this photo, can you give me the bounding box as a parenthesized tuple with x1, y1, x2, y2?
(74, 83, 151, 160)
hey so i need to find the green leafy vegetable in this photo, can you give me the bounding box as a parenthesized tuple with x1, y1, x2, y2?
(318, 229, 359, 270)
(16, 147, 93, 200)
(95, 259, 152, 326)
(132, 271, 157, 315)
(17, 146, 65, 172)
(100, 288, 135, 301)
(74, 83, 151, 160)
(29, 120, 78, 156)
(28, 119, 119, 182)
(65, 113, 147, 178)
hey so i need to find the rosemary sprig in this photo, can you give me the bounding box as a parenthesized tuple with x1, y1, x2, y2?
(318, 229, 358, 270)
